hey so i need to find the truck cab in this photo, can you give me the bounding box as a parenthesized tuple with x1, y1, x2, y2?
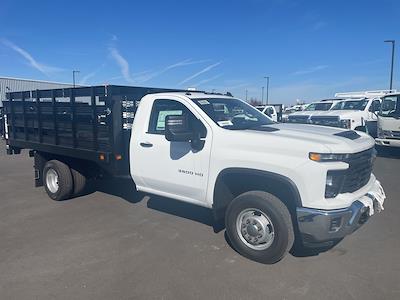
(255, 105, 279, 122)
(129, 91, 385, 262)
(376, 93, 400, 147)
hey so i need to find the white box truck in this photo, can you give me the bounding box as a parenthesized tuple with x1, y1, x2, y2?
(376, 92, 400, 147)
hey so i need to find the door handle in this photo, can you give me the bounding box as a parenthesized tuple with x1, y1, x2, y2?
(140, 142, 153, 148)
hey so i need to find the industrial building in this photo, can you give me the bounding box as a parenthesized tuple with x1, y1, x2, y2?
(0, 77, 74, 107)
(1, 77, 74, 137)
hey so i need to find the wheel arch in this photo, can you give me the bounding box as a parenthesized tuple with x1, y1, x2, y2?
(212, 168, 302, 222)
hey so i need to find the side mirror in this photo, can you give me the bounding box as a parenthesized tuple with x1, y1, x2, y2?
(165, 115, 193, 142)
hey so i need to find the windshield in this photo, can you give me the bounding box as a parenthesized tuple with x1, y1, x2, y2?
(331, 99, 368, 111)
(305, 102, 333, 111)
(192, 98, 274, 130)
(379, 95, 400, 117)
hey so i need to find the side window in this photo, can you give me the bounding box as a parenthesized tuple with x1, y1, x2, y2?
(148, 99, 207, 137)
(369, 100, 381, 112)
(265, 107, 274, 116)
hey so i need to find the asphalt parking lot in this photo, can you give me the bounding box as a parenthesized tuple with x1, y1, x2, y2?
(0, 140, 399, 300)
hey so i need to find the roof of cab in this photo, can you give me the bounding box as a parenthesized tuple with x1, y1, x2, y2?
(154, 91, 235, 100)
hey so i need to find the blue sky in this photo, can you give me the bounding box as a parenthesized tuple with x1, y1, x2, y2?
(0, 0, 399, 104)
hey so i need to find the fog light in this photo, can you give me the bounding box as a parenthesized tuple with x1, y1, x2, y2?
(329, 217, 342, 232)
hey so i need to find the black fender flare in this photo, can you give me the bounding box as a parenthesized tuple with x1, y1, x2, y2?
(212, 167, 303, 221)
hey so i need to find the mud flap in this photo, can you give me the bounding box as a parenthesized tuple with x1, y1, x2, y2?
(33, 152, 47, 187)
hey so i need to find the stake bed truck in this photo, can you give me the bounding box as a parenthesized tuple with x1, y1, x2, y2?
(3, 85, 386, 264)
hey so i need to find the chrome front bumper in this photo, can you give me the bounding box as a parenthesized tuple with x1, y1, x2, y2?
(375, 138, 400, 147)
(296, 180, 385, 246)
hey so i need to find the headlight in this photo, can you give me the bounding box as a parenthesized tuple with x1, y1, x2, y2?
(382, 130, 393, 137)
(309, 152, 350, 162)
(325, 170, 345, 198)
(339, 119, 351, 129)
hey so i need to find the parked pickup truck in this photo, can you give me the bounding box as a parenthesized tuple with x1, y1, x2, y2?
(308, 91, 394, 132)
(376, 92, 400, 147)
(3, 85, 386, 264)
(287, 98, 342, 124)
(255, 105, 282, 122)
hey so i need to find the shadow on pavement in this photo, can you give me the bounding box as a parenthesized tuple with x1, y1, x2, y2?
(94, 178, 217, 229)
(147, 195, 215, 228)
(376, 146, 400, 158)
(290, 241, 340, 258)
(94, 178, 144, 204)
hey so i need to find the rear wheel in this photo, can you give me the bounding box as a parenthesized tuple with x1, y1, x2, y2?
(225, 191, 294, 264)
(43, 160, 73, 201)
(71, 167, 87, 196)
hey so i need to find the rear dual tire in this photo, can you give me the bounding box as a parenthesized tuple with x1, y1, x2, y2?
(225, 191, 294, 264)
(71, 167, 87, 196)
(43, 160, 87, 201)
(43, 160, 74, 201)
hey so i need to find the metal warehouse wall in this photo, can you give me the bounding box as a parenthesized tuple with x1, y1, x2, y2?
(0, 77, 74, 107)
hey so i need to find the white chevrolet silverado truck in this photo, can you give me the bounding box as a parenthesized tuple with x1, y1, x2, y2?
(287, 98, 342, 124)
(3, 85, 386, 264)
(308, 91, 394, 132)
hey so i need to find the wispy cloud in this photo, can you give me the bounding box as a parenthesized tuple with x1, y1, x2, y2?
(291, 65, 328, 76)
(354, 58, 385, 67)
(109, 46, 135, 84)
(192, 74, 223, 87)
(79, 71, 97, 85)
(1, 39, 63, 76)
(79, 64, 106, 85)
(178, 62, 222, 85)
(135, 59, 210, 83)
(108, 34, 209, 84)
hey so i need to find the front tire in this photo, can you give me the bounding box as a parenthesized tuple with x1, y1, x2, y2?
(225, 191, 294, 264)
(43, 160, 73, 201)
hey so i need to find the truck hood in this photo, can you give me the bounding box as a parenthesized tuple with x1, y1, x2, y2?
(290, 111, 329, 117)
(313, 110, 361, 119)
(231, 123, 374, 154)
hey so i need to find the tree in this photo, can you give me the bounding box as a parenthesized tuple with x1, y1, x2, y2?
(249, 98, 262, 106)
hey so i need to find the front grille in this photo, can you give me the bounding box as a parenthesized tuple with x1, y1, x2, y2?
(288, 115, 310, 123)
(387, 130, 400, 139)
(310, 116, 340, 127)
(340, 148, 374, 193)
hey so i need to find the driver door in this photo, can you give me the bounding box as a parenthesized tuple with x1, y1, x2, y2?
(134, 98, 212, 204)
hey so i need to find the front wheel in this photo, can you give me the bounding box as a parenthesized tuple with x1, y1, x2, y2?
(225, 191, 294, 264)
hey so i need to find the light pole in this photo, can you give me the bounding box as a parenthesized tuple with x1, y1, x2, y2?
(245, 89, 248, 101)
(261, 86, 265, 104)
(384, 40, 395, 90)
(72, 70, 80, 88)
(264, 76, 270, 105)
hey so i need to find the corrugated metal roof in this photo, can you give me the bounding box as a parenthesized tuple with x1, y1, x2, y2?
(0, 77, 74, 107)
